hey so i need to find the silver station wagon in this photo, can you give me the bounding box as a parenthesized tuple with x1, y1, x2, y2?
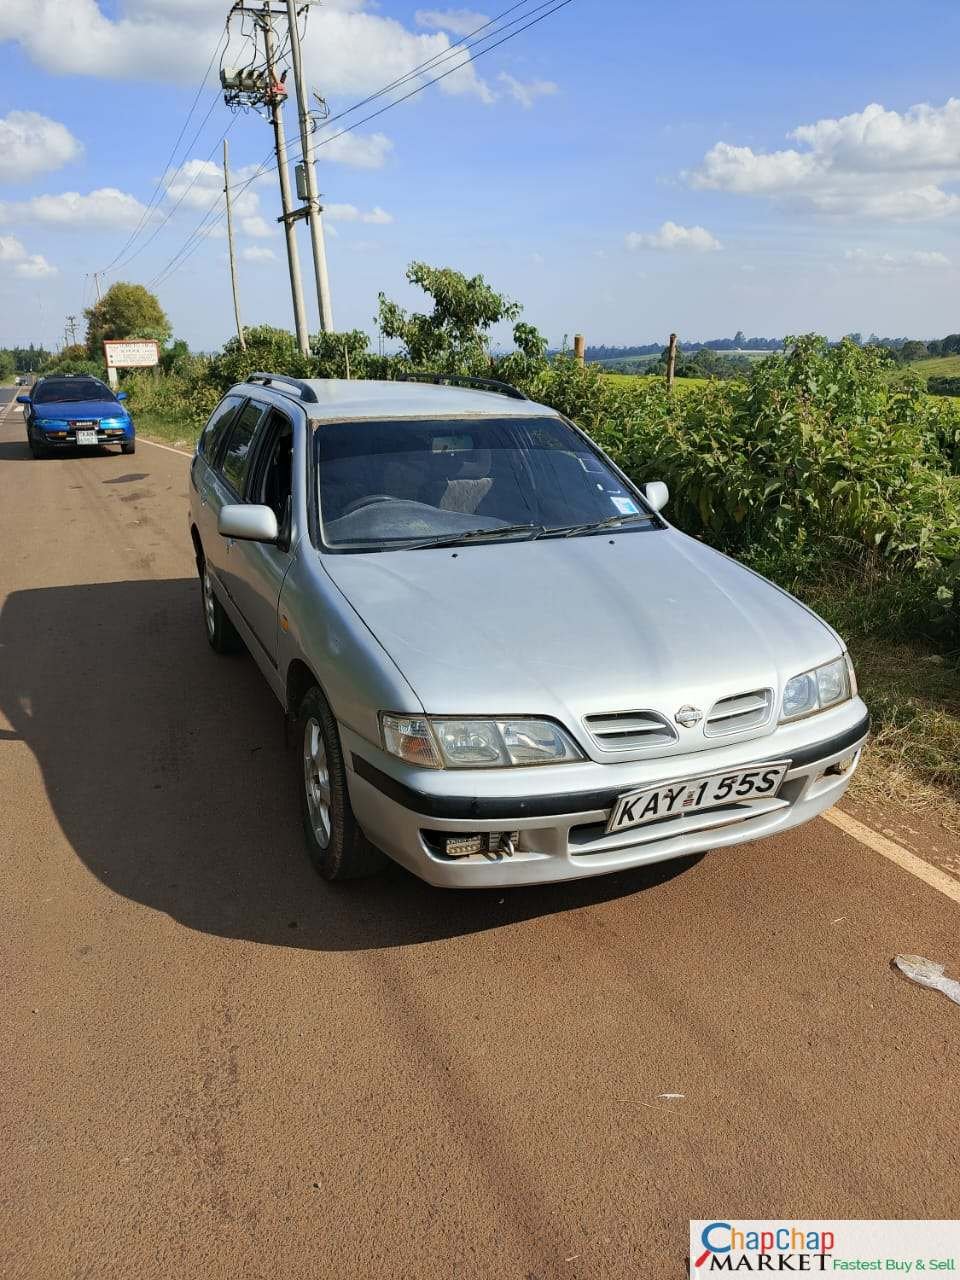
(188, 372, 870, 888)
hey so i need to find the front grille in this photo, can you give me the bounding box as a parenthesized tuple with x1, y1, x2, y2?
(704, 688, 772, 736)
(584, 709, 677, 752)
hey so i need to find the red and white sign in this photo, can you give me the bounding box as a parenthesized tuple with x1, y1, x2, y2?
(103, 340, 160, 369)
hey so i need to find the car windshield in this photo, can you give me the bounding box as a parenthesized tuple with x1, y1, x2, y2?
(32, 379, 116, 404)
(317, 416, 658, 551)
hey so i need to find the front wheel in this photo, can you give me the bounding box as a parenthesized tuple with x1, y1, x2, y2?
(121, 440, 136, 455)
(297, 686, 387, 881)
(200, 559, 241, 654)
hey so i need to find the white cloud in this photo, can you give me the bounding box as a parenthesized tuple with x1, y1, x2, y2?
(165, 159, 263, 222)
(324, 202, 395, 224)
(0, 234, 57, 277)
(0, 110, 82, 182)
(315, 130, 393, 170)
(0, 0, 493, 101)
(497, 72, 558, 109)
(240, 246, 277, 263)
(626, 221, 722, 252)
(415, 8, 489, 36)
(688, 98, 960, 221)
(0, 187, 148, 229)
(240, 215, 274, 239)
(15, 255, 58, 278)
(843, 247, 951, 274)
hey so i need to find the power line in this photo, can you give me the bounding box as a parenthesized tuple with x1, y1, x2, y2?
(110, 113, 240, 275)
(99, 25, 230, 275)
(148, 0, 574, 289)
(317, 0, 555, 131)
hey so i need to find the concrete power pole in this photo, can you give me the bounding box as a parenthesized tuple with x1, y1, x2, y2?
(223, 138, 246, 350)
(261, 4, 310, 356)
(285, 0, 334, 332)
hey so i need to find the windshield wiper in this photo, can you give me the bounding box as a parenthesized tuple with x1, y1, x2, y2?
(399, 523, 546, 550)
(538, 512, 660, 539)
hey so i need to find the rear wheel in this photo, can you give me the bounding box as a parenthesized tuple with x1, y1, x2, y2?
(199, 557, 241, 654)
(297, 685, 387, 881)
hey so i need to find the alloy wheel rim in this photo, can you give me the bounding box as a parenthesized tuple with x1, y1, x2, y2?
(303, 717, 332, 848)
(202, 568, 216, 638)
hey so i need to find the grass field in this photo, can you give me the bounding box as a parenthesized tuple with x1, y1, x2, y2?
(912, 355, 960, 378)
(135, 411, 199, 450)
(602, 372, 709, 390)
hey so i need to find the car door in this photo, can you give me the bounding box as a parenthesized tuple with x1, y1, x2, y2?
(226, 407, 299, 674)
(192, 393, 245, 552)
(202, 397, 270, 613)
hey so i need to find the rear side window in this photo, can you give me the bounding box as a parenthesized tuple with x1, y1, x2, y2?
(199, 394, 242, 462)
(219, 400, 267, 495)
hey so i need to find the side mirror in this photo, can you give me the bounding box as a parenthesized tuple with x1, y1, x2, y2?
(116, 391, 129, 401)
(643, 480, 669, 513)
(218, 503, 279, 544)
(16, 395, 30, 405)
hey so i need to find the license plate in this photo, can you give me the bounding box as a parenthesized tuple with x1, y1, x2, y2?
(606, 761, 789, 834)
(75, 429, 98, 446)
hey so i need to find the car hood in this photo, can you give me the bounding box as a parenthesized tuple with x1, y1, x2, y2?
(31, 400, 127, 419)
(321, 528, 842, 759)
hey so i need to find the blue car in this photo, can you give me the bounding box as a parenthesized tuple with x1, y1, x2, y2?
(19, 374, 135, 458)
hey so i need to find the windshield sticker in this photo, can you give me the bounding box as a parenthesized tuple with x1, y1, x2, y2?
(611, 496, 640, 515)
(432, 435, 474, 454)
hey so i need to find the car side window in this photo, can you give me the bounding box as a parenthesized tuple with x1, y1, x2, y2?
(249, 412, 294, 524)
(198, 394, 243, 464)
(219, 401, 268, 496)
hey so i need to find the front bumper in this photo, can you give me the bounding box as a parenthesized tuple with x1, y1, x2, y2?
(34, 424, 133, 447)
(344, 702, 870, 888)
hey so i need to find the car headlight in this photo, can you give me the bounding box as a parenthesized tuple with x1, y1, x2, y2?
(380, 714, 584, 769)
(780, 655, 853, 722)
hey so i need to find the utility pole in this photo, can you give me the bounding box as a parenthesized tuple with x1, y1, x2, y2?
(285, 0, 333, 332)
(65, 315, 79, 346)
(666, 332, 678, 390)
(92, 271, 104, 302)
(223, 138, 246, 350)
(261, 4, 310, 355)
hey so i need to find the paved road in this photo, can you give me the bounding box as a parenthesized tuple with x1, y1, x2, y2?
(2, 387, 959, 1280)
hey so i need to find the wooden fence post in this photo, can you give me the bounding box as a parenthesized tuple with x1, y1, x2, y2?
(573, 334, 586, 367)
(666, 333, 677, 390)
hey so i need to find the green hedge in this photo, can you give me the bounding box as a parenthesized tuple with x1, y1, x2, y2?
(928, 376, 960, 397)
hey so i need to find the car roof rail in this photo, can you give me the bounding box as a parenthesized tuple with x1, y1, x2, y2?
(246, 371, 319, 403)
(395, 372, 528, 401)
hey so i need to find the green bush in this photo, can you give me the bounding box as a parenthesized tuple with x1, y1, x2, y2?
(501, 338, 960, 640)
(927, 376, 960, 397)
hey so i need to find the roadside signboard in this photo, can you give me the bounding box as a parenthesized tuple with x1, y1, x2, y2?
(103, 340, 160, 370)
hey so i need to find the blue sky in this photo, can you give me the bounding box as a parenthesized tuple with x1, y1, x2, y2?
(1, 0, 959, 354)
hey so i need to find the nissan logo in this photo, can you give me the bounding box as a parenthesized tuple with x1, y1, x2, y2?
(675, 705, 703, 729)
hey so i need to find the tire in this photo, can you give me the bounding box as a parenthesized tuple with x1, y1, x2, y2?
(29, 438, 46, 459)
(121, 440, 136, 455)
(199, 556, 241, 654)
(297, 685, 387, 881)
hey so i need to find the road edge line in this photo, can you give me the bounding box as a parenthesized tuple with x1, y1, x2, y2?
(824, 808, 960, 906)
(137, 436, 193, 457)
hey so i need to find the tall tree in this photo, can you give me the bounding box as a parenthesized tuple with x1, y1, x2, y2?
(84, 282, 171, 358)
(377, 262, 523, 374)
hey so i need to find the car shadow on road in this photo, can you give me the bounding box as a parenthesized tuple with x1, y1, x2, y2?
(0, 578, 699, 951)
(0, 441, 120, 461)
